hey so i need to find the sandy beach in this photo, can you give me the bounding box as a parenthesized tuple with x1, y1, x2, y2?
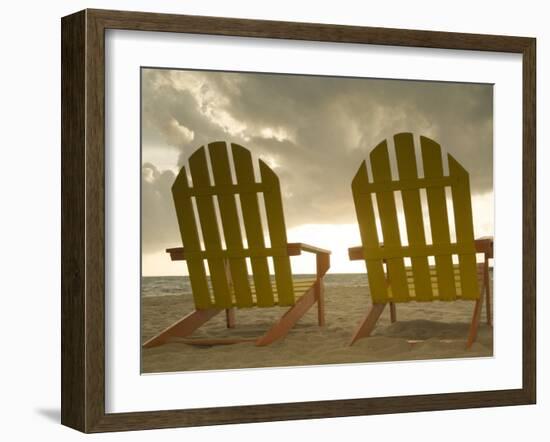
(141, 273, 493, 373)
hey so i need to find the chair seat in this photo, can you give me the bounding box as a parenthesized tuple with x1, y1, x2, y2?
(388, 263, 485, 301)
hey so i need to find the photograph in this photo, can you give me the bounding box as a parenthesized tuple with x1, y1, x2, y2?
(140, 68, 495, 373)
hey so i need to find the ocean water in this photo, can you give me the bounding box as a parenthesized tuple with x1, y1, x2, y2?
(141, 273, 369, 298)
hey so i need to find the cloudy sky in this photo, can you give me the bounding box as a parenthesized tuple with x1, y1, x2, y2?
(141, 68, 493, 276)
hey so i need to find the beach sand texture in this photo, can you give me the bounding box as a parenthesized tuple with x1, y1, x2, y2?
(141, 274, 493, 373)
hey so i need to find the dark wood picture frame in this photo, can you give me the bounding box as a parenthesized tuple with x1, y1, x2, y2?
(61, 8, 536, 433)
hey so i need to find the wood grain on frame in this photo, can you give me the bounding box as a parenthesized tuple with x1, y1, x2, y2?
(61, 8, 536, 433)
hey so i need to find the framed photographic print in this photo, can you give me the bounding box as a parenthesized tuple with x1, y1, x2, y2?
(61, 9, 536, 433)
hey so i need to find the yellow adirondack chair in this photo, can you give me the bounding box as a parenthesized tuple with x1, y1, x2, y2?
(143, 141, 330, 348)
(348, 133, 492, 348)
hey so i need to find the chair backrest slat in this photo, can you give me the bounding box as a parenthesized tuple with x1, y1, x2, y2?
(231, 144, 276, 306)
(209, 142, 253, 307)
(394, 133, 433, 300)
(351, 162, 388, 302)
(448, 154, 479, 299)
(420, 137, 457, 300)
(171, 166, 211, 308)
(188, 147, 233, 308)
(370, 141, 410, 301)
(260, 160, 295, 306)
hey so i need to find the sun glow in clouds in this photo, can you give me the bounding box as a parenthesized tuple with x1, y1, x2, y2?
(286, 223, 365, 274)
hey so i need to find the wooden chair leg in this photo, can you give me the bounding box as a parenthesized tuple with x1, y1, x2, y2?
(142, 309, 221, 348)
(225, 308, 236, 328)
(466, 298, 483, 349)
(315, 279, 325, 326)
(256, 286, 316, 346)
(315, 253, 330, 327)
(389, 302, 397, 323)
(349, 303, 386, 346)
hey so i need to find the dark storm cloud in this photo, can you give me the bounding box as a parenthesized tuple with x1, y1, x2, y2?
(141, 68, 492, 252)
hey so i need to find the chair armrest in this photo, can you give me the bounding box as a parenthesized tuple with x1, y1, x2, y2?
(286, 242, 331, 256)
(167, 244, 331, 260)
(349, 242, 385, 261)
(348, 246, 364, 261)
(475, 236, 493, 258)
(349, 238, 494, 262)
(286, 243, 330, 278)
(166, 247, 185, 261)
(167, 244, 331, 277)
